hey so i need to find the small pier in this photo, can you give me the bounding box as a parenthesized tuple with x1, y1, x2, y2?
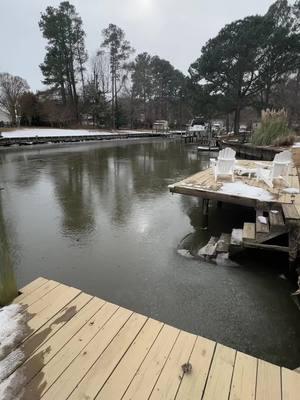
(9, 277, 300, 399)
(169, 160, 300, 273)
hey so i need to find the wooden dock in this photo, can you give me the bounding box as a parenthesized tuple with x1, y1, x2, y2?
(8, 277, 300, 399)
(169, 160, 300, 208)
(169, 160, 300, 270)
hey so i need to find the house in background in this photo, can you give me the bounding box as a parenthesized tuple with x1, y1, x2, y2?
(0, 108, 11, 126)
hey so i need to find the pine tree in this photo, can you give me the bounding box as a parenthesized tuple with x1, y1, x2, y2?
(100, 24, 134, 129)
(39, 1, 87, 121)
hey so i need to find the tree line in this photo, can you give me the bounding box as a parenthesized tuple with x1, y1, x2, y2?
(0, 0, 300, 133)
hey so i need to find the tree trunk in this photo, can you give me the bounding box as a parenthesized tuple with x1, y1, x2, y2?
(234, 104, 241, 135)
(60, 82, 67, 105)
(226, 114, 230, 133)
(111, 69, 115, 130)
(114, 74, 118, 129)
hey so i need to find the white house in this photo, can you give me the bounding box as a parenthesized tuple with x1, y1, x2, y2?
(0, 108, 11, 124)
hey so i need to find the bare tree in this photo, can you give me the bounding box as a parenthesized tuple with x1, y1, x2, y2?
(90, 52, 111, 96)
(0, 73, 29, 125)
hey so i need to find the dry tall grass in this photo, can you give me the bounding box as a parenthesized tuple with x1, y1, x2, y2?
(252, 109, 294, 146)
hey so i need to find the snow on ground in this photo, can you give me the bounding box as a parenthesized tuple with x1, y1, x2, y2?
(0, 304, 29, 400)
(220, 182, 274, 201)
(1, 129, 151, 139)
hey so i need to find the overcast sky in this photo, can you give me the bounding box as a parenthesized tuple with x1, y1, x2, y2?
(0, 0, 275, 91)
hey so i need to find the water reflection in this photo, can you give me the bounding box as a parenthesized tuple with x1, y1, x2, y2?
(0, 195, 17, 305)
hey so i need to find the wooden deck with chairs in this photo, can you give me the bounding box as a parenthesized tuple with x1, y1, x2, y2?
(169, 160, 300, 208)
(8, 277, 300, 399)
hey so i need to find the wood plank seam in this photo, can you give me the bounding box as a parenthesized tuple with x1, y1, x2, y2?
(6, 294, 95, 387)
(14, 280, 61, 308)
(38, 307, 130, 399)
(10, 279, 300, 400)
(22, 291, 82, 343)
(21, 293, 93, 347)
(197, 342, 218, 400)
(197, 342, 217, 400)
(228, 352, 237, 399)
(19, 299, 109, 391)
(174, 333, 198, 399)
(69, 315, 150, 400)
(17, 277, 48, 297)
(146, 330, 182, 399)
(94, 319, 165, 400)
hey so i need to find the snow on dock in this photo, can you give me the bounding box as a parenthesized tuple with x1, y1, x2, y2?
(169, 160, 300, 208)
(6, 277, 300, 399)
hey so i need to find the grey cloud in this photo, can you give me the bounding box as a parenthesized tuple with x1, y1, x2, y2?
(0, 0, 275, 91)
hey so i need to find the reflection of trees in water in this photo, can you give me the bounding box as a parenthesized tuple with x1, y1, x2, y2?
(25, 140, 211, 233)
(0, 196, 17, 305)
(51, 158, 95, 240)
(3, 153, 44, 189)
(85, 141, 211, 226)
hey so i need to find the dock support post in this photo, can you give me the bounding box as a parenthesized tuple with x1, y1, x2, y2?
(288, 223, 300, 277)
(202, 199, 209, 216)
(201, 198, 209, 228)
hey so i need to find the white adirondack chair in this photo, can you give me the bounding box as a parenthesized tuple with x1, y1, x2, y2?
(210, 147, 236, 182)
(256, 150, 292, 188)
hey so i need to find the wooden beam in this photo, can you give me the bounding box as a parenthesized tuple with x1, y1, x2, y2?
(269, 210, 285, 227)
(282, 204, 300, 221)
(243, 223, 256, 240)
(243, 242, 289, 253)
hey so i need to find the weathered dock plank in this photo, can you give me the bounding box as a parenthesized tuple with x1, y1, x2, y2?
(243, 223, 256, 240)
(269, 209, 285, 227)
(282, 204, 300, 221)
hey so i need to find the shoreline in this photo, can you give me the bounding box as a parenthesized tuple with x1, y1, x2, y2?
(0, 129, 177, 149)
